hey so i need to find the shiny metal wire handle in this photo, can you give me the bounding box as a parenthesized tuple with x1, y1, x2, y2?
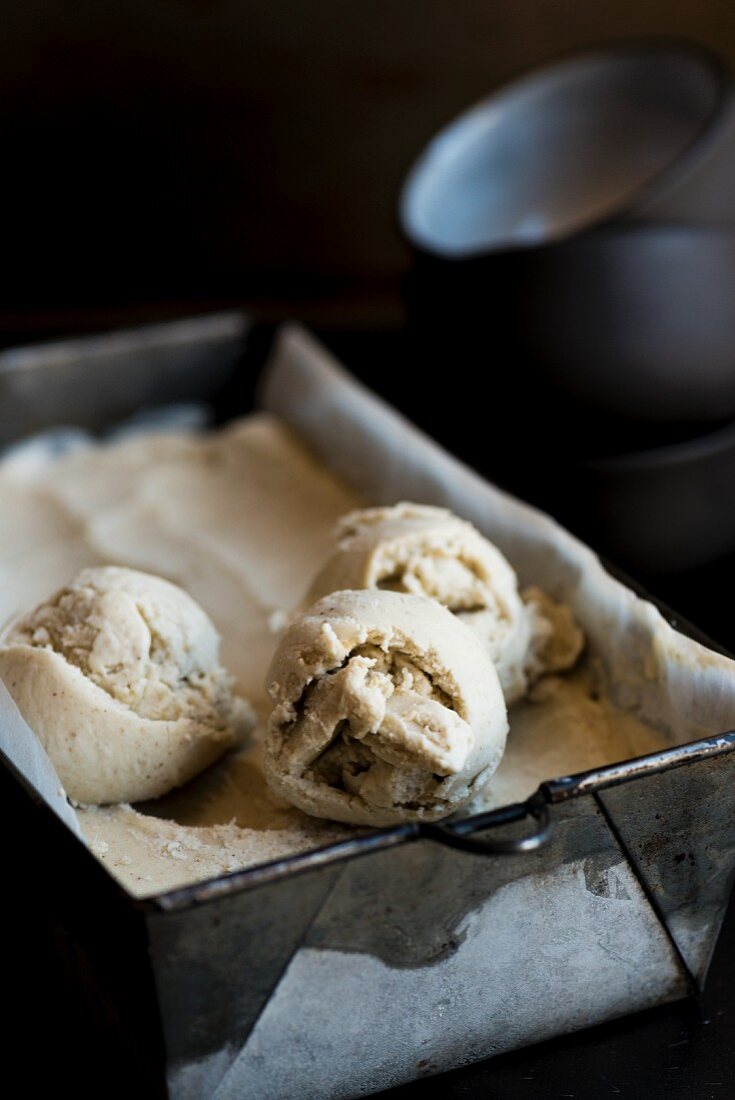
(420, 792, 553, 855)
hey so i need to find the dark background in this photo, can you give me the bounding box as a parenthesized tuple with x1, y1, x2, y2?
(3, 3, 735, 1097)
(4, 1, 735, 335)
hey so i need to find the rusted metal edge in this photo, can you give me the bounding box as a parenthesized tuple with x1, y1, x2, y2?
(144, 825, 419, 912)
(541, 731, 735, 803)
(422, 792, 553, 855)
(0, 311, 249, 375)
(4, 667, 733, 915)
(141, 801, 539, 913)
(140, 730, 735, 914)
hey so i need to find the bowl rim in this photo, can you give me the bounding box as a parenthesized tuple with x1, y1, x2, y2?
(583, 416, 735, 472)
(400, 36, 733, 260)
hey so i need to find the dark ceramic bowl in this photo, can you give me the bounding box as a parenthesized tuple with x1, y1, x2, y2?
(576, 417, 735, 574)
(401, 40, 731, 259)
(515, 224, 735, 422)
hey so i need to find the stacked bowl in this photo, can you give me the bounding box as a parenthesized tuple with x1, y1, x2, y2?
(400, 40, 735, 574)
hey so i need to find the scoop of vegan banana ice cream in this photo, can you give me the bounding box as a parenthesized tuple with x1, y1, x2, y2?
(0, 566, 253, 804)
(264, 588, 508, 826)
(305, 503, 583, 703)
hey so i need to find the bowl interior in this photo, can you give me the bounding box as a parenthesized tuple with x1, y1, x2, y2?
(401, 46, 722, 258)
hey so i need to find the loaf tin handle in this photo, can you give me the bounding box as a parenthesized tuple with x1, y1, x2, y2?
(421, 792, 552, 855)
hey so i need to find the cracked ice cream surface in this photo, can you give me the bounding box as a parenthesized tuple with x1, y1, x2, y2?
(0, 566, 253, 803)
(306, 503, 584, 703)
(265, 589, 508, 826)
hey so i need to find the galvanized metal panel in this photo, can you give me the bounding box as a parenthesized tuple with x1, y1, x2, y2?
(0, 312, 250, 444)
(543, 734, 735, 990)
(210, 798, 688, 1100)
(598, 750, 735, 987)
(146, 862, 345, 1099)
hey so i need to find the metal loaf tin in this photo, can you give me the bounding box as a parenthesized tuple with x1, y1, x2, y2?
(3, 314, 735, 1099)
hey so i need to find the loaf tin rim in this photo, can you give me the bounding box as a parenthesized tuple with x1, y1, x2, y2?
(1, 316, 732, 916)
(4, 570, 727, 915)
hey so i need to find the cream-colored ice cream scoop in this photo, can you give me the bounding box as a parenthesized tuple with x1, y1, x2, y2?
(0, 566, 253, 804)
(305, 503, 583, 703)
(264, 588, 508, 826)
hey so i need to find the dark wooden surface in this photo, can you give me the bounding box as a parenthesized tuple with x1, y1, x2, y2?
(6, 3, 735, 311)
